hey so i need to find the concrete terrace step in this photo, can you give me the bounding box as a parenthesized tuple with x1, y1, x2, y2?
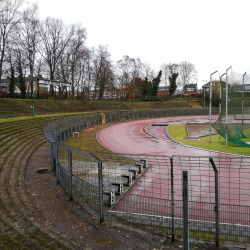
(0, 116, 84, 249)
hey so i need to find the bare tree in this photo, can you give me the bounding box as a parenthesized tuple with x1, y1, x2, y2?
(55, 24, 87, 99)
(80, 48, 92, 99)
(160, 63, 169, 86)
(67, 23, 86, 99)
(17, 3, 40, 97)
(0, 0, 24, 83)
(74, 48, 92, 99)
(92, 45, 114, 100)
(116, 55, 142, 101)
(6, 31, 28, 99)
(178, 61, 197, 88)
(38, 17, 74, 97)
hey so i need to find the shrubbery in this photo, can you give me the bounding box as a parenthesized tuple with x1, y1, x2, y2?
(140, 96, 170, 102)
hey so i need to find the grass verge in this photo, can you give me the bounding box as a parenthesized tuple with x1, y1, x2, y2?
(168, 124, 250, 156)
(62, 123, 113, 152)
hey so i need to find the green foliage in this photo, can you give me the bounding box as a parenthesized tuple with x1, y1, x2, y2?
(142, 70, 162, 97)
(143, 76, 152, 97)
(151, 70, 162, 96)
(169, 72, 178, 97)
(15, 68, 26, 99)
(166, 63, 179, 97)
(168, 124, 250, 156)
(140, 96, 169, 102)
(201, 81, 221, 107)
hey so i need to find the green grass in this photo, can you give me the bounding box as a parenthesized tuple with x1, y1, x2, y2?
(0, 111, 96, 123)
(62, 123, 112, 152)
(168, 124, 250, 156)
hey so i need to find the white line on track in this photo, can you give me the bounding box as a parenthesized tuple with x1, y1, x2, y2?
(115, 125, 146, 154)
(104, 127, 132, 154)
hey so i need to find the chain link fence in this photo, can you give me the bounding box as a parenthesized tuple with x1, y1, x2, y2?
(42, 108, 250, 245)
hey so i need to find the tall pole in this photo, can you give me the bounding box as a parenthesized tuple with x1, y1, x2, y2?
(225, 66, 232, 147)
(29, 47, 35, 117)
(242, 72, 247, 131)
(202, 80, 207, 108)
(118, 89, 120, 113)
(31, 60, 35, 117)
(219, 73, 225, 139)
(209, 71, 217, 143)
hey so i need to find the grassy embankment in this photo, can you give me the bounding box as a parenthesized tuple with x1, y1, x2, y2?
(168, 124, 250, 156)
(0, 98, 202, 153)
(0, 98, 195, 119)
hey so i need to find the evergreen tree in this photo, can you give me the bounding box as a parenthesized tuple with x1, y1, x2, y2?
(143, 77, 149, 97)
(16, 68, 26, 99)
(166, 63, 179, 97)
(169, 73, 179, 97)
(151, 70, 162, 96)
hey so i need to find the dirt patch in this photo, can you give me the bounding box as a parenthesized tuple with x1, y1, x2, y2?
(26, 143, 225, 250)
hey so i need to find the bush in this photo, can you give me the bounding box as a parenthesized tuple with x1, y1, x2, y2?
(140, 96, 170, 102)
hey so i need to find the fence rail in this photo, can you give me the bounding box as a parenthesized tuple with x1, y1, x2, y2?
(42, 107, 250, 246)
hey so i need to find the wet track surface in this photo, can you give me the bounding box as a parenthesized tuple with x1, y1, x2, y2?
(97, 115, 229, 157)
(97, 116, 250, 225)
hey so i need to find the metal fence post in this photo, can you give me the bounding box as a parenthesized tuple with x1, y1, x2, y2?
(68, 150, 73, 201)
(90, 153, 104, 223)
(59, 125, 62, 142)
(209, 157, 220, 247)
(183, 171, 189, 250)
(70, 120, 72, 135)
(55, 127, 58, 142)
(170, 157, 175, 242)
(63, 123, 66, 140)
(55, 144, 59, 184)
(98, 161, 104, 223)
(49, 142, 55, 172)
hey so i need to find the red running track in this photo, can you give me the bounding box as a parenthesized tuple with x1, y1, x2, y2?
(97, 116, 229, 157)
(97, 116, 250, 225)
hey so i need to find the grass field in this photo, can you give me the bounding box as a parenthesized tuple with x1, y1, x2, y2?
(62, 123, 113, 152)
(168, 124, 250, 156)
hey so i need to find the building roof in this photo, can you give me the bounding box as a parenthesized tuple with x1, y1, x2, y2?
(202, 82, 214, 88)
(185, 83, 197, 88)
(158, 86, 169, 91)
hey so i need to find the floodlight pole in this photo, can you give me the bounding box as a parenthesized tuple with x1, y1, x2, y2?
(219, 73, 225, 139)
(209, 71, 218, 143)
(226, 66, 232, 147)
(202, 80, 207, 108)
(29, 47, 35, 117)
(242, 72, 247, 131)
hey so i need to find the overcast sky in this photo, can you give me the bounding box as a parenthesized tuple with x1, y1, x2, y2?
(35, 0, 250, 88)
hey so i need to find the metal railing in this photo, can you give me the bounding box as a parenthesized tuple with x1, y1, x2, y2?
(42, 108, 250, 246)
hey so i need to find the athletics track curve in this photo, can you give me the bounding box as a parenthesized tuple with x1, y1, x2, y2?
(97, 115, 229, 157)
(97, 115, 250, 226)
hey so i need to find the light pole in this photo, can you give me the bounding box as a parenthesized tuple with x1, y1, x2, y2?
(225, 66, 232, 147)
(118, 88, 121, 113)
(209, 71, 218, 143)
(219, 73, 225, 139)
(202, 80, 207, 108)
(28, 46, 35, 117)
